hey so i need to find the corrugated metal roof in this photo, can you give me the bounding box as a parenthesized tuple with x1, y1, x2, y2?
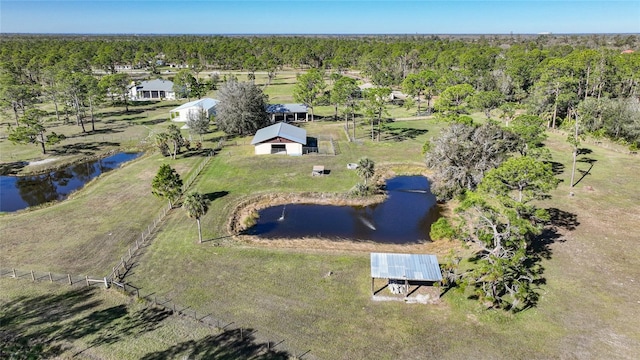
(266, 103, 308, 114)
(370, 253, 442, 281)
(171, 98, 219, 112)
(251, 122, 307, 145)
(137, 79, 174, 92)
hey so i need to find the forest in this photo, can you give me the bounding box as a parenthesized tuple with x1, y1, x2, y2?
(1, 33, 639, 148)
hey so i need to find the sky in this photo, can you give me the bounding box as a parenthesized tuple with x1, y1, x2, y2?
(1, 0, 638, 35)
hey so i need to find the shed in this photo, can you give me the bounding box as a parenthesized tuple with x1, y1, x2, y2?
(266, 103, 309, 122)
(251, 122, 307, 156)
(370, 253, 442, 295)
(169, 98, 219, 128)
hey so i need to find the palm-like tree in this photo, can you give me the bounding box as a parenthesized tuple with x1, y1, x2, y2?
(183, 192, 210, 243)
(356, 157, 375, 186)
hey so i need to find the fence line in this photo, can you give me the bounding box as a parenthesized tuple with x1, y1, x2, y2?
(107, 149, 215, 283)
(1, 267, 313, 358)
(0, 267, 107, 288)
(110, 279, 314, 359)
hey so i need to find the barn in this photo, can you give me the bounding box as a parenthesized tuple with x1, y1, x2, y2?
(251, 122, 307, 156)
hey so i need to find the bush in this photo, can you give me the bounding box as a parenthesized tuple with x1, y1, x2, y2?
(430, 218, 456, 241)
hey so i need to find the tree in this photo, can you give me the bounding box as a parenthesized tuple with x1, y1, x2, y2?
(151, 164, 183, 209)
(478, 156, 558, 218)
(215, 79, 269, 136)
(455, 190, 543, 311)
(154, 132, 171, 157)
(0, 69, 39, 125)
(167, 124, 185, 159)
(8, 109, 65, 154)
(98, 73, 130, 112)
(183, 192, 210, 244)
(186, 108, 210, 141)
(425, 122, 518, 200)
(470, 90, 504, 119)
(330, 75, 358, 122)
(173, 69, 196, 100)
(510, 114, 548, 158)
(402, 70, 438, 114)
(293, 68, 326, 121)
(362, 87, 391, 141)
(434, 84, 475, 117)
(356, 157, 375, 187)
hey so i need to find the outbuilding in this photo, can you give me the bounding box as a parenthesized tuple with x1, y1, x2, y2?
(266, 103, 309, 123)
(251, 122, 307, 156)
(169, 98, 219, 128)
(370, 252, 442, 296)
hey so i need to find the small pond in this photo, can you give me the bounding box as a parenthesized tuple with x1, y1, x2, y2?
(247, 176, 440, 244)
(0, 152, 142, 212)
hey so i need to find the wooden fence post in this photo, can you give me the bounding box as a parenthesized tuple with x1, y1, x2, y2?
(86, 276, 89, 287)
(49, 272, 53, 282)
(12, 268, 16, 278)
(68, 274, 72, 285)
(31, 270, 35, 281)
(122, 257, 126, 268)
(128, 248, 132, 258)
(104, 277, 108, 288)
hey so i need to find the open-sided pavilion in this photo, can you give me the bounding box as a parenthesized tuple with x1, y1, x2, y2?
(370, 252, 442, 296)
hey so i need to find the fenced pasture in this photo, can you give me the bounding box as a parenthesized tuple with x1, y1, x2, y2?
(0, 276, 300, 359)
(2, 65, 640, 359)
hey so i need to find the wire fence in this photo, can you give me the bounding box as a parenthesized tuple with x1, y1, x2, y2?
(110, 280, 315, 359)
(107, 149, 215, 283)
(0, 267, 107, 288)
(1, 268, 314, 359)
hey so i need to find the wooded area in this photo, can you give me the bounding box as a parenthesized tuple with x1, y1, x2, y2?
(1, 34, 639, 149)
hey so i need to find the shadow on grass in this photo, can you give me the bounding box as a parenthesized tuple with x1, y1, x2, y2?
(0, 285, 179, 358)
(545, 160, 565, 176)
(205, 191, 229, 202)
(50, 142, 121, 156)
(384, 127, 429, 141)
(139, 118, 168, 126)
(140, 328, 292, 360)
(0, 160, 28, 175)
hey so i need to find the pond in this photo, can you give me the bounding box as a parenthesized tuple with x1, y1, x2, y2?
(247, 176, 441, 244)
(0, 152, 142, 213)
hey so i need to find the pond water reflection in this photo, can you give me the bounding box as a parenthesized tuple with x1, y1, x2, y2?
(247, 176, 440, 244)
(0, 152, 142, 212)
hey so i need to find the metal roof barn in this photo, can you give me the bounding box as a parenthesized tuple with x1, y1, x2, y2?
(251, 122, 307, 145)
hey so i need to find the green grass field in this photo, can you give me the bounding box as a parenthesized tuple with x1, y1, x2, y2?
(1, 70, 639, 359)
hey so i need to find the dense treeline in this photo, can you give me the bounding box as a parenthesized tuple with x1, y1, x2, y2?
(1, 34, 639, 146)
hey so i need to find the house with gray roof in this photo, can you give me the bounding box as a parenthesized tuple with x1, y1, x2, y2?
(250, 122, 307, 156)
(266, 103, 309, 122)
(129, 79, 176, 100)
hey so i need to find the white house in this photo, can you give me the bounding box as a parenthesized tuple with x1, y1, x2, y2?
(251, 122, 307, 156)
(169, 98, 219, 128)
(129, 79, 176, 100)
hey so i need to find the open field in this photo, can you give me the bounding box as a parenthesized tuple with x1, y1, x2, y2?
(1, 69, 639, 359)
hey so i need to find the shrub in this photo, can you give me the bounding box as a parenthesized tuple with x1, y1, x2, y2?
(430, 218, 456, 241)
